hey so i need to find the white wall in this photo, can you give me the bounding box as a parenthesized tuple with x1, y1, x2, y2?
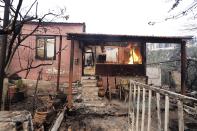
(146, 65, 161, 86)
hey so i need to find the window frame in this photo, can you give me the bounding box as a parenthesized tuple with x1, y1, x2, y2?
(35, 36, 56, 60)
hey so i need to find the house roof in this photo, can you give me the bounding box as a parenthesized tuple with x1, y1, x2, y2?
(25, 21, 86, 26)
(67, 33, 193, 44)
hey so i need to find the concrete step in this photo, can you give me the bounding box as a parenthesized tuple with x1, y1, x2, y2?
(82, 83, 97, 87)
(81, 76, 97, 81)
(81, 79, 97, 84)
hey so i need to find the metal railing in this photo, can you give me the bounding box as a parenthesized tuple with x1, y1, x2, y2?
(128, 80, 197, 131)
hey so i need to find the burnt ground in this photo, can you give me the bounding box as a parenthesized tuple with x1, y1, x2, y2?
(8, 81, 197, 131)
(59, 92, 197, 131)
(59, 80, 130, 131)
(59, 99, 129, 131)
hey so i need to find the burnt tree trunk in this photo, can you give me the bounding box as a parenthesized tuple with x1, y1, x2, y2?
(0, 0, 10, 110)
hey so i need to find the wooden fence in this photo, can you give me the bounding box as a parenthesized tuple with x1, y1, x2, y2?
(128, 80, 197, 131)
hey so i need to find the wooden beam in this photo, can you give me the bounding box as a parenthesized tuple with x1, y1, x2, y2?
(67, 33, 191, 43)
(50, 107, 66, 131)
(68, 40, 75, 108)
(57, 35, 62, 92)
(181, 41, 186, 95)
(142, 42, 146, 77)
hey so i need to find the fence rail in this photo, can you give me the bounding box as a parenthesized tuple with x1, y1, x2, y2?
(128, 80, 197, 131)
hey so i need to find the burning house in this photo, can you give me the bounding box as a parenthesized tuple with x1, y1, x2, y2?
(65, 33, 192, 106)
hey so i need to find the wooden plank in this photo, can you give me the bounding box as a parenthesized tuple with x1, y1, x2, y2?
(156, 93, 162, 131)
(140, 88, 145, 131)
(136, 85, 140, 131)
(128, 85, 132, 130)
(132, 84, 136, 130)
(95, 64, 145, 76)
(50, 109, 65, 131)
(147, 90, 152, 131)
(164, 95, 169, 131)
(177, 99, 184, 131)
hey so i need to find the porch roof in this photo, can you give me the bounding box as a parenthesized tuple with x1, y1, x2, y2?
(67, 33, 193, 44)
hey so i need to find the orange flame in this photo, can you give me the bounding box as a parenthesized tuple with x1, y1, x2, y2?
(128, 47, 142, 64)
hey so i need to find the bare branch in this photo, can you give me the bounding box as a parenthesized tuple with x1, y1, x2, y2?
(169, 0, 182, 11)
(10, 0, 23, 32)
(24, 0, 37, 18)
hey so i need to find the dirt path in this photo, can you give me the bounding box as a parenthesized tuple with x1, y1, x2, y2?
(59, 81, 129, 131)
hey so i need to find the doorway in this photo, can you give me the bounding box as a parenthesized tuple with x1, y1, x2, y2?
(83, 48, 95, 76)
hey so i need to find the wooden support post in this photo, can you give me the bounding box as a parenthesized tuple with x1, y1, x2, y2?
(164, 95, 169, 131)
(107, 75, 111, 101)
(142, 42, 146, 76)
(128, 85, 132, 129)
(147, 90, 152, 131)
(132, 84, 136, 131)
(141, 88, 145, 131)
(156, 93, 162, 131)
(177, 99, 184, 131)
(1, 78, 8, 110)
(181, 41, 186, 95)
(68, 40, 74, 108)
(136, 85, 140, 131)
(57, 35, 62, 92)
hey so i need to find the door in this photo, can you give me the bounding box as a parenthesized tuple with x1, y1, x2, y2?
(82, 48, 95, 76)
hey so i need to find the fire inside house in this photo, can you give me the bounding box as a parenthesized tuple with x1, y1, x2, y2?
(82, 42, 145, 76)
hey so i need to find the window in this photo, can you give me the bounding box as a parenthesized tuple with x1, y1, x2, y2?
(36, 36, 56, 60)
(105, 47, 118, 63)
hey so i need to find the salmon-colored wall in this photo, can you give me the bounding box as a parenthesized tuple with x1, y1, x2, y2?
(8, 22, 85, 83)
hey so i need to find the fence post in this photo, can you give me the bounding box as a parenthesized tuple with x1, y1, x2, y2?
(177, 99, 184, 131)
(156, 93, 162, 131)
(140, 88, 146, 131)
(147, 90, 152, 131)
(164, 95, 169, 131)
(132, 83, 136, 131)
(136, 85, 140, 131)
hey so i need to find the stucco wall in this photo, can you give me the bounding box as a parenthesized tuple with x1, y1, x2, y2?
(146, 65, 161, 86)
(8, 22, 85, 83)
